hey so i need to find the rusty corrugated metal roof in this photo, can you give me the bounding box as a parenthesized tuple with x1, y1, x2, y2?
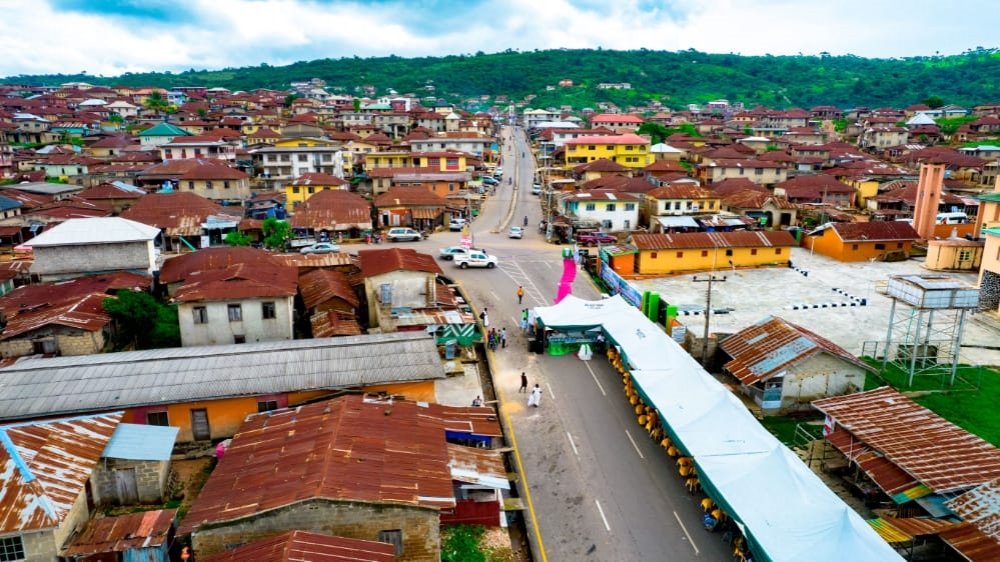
(721, 315, 875, 385)
(61, 509, 176, 556)
(299, 268, 358, 309)
(172, 263, 298, 301)
(448, 443, 509, 490)
(0, 272, 150, 321)
(814, 387, 1000, 494)
(0, 412, 122, 534)
(1, 292, 110, 340)
(160, 246, 282, 284)
(373, 186, 449, 208)
(939, 522, 1000, 561)
(630, 230, 796, 251)
(947, 477, 1000, 543)
(120, 192, 239, 237)
(200, 530, 396, 562)
(358, 247, 442, 278)
(277, 252, 357, 269)
(309, 310, 363, 338)
(288, 189, 372, 231)
(178, 395, 463, 535)
(432, 404, 503, 438)
(881, 516, 959, 537)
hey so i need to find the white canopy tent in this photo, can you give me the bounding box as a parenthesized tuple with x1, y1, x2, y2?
(533, 296, 903, 562)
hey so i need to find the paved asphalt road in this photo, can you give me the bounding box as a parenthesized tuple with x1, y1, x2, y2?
(403, 128, 734, 561)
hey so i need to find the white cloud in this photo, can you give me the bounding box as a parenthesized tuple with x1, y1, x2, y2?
(0, 0, 994, 77)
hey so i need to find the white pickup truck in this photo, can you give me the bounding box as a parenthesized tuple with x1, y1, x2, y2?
(453, 250, 498, 269)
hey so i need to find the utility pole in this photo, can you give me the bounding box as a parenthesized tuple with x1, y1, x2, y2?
(692, 246, 726, 369)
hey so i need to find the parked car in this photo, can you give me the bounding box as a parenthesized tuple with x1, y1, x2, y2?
(449, 218, 468, 231)
(576, 232, 618, 246)
(531, 183, 542, 196)
(439, 246, 472, 260)
(509, 226, 523, 239)
(386, 227, 423, 242)
(299, 242, 341, 254)
(482, 176, 499, 186)
(453, 250, 498, 269)
(493, 168, 503, 178)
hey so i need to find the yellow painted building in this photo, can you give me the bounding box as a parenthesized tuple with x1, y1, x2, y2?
(364, 151, 413, 172)
(841, 176, 880, 208)
(563, 133, 653, 170)
(629, 231, 795, 275)
(285, 172, 349, 209)
(274, 137, 339, 148)
(806, 221, 918, 262)
(411, 152, 469, 171)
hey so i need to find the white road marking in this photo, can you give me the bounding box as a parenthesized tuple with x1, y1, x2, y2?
(545, 381, 556, 400)
(595, 500, 611, 532)
(673, 511, 700, 555)
(566, 431, 579, 456)
(510, 315, 518, 325)
(624, 429, 645, 460)
(490, 290, 499, 301)
(584, 362, 606, 396)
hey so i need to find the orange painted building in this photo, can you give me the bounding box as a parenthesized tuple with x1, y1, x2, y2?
(806, 221, 919, 262)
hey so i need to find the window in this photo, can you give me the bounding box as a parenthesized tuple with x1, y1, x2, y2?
(449, 183, 456, 192)
(307, 187, 315, 194)
(755, 168, 764, 175)
(292, 186, 300, 194)
(585, 203, 596, 211)
(709, 201, 716, 209)
(228, 304, 243, 322)
(297, 154, 308, 162)
(851, 244, 859, 250)
(897, 243, 903, 249)
(701, 250, 709, 257)
(960, 250, 972, 261)
(262, 302, 276, 319)
(650, 252, 658, 259)
(751, 248, 758, 255)
(606, 204, 616, 212)
(257, 400, 279, 412)
(192, 306, 208, 324)
(379, 530, 403, 556)
(234, 335, 246, 344)
(205, 181, 213, 190)
(725, 249, 733, 257)
(874, 243, 886, 250)
(776, 248, 783, 255)
(0, 536, 25, 561)
(224, 181, 231, 189)
(625, 203, 635, 211)
(188, 181, 195, 190)
(677, 251, 684, 258)
(146, 411, 169, 426)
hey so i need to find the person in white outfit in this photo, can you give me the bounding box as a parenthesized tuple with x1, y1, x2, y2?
(527, 384, 542, 407)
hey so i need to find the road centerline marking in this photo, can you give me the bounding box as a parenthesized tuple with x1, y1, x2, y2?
(595, 500, 611, 532)
(584, 362, 606, 396)
(566, 431, 579, 456)
(673, 511, 700, 555)
(625, 429, 645, 460)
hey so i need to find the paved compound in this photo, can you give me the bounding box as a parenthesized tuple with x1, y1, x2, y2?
(632, 250, 1000, 368)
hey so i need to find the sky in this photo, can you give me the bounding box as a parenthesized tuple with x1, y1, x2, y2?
(0, 0, 996, 78)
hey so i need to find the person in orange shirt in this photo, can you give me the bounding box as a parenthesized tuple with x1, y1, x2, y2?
(517, 285, 524, 304)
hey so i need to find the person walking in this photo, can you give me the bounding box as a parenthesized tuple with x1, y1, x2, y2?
(480, 308, 490, 328)
(517, 286, 524, 304)
(500, 328, 507, 349)
(527, 384, 542, 407)
(519, 372, 528, 393)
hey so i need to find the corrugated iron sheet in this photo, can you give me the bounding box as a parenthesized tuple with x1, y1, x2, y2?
(159, 246, 282, 284)
(309, 310, 363, 338)
(881, 516, 958, 537)
(721, 316, 874, 385)
(288, 189, 372, 231)
(814, 387, 1000, 494)
(0, 333, 445, 421)
(947, 476, 1000, 543)
(299, 268, 359, 309)
(867, 518, 914, 543)
(178, 395, 468, 535)
(200, 530, 395, 562)
(358, 248, 442, 278)
(278, 252, 357, 269)
(120, 192, 240, 237)
(0, 292, 111, 340)
(172, 263, 298, 301)
(447, 443, 509, 490)
(0, 272, 151, 320)
(939, 522, 1000, 561)
(62, 509, 175, 556)
(373, 186, 449, 208)
(630, 230, 796, 251)
(0, 412, 122, 534)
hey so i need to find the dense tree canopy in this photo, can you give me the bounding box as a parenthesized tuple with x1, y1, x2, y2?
(6, 48, 1000, 109)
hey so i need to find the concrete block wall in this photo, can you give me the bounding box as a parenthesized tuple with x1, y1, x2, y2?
(192, 499, 440, 561)
(93, 459, 170, 504)
(32, 241, 152, 276)
(4, 529, 57, 562)
(0, 329, 104, 358)
(979, 270, 1000, 313)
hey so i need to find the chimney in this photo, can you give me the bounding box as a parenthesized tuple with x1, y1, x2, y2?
(911, 160, 945, 241)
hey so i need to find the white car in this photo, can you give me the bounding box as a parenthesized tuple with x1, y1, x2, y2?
(439, 246, 471, 260)
(299, 242, 341, 254)
(509, 226, 523, 239)
(386, 227, 422, 242)
(453, 251, 498, 269)
(449, 218, 468, 231)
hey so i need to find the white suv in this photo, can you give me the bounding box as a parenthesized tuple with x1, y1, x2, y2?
(386, 227, 422, 242)
(453, 250, 498, 269)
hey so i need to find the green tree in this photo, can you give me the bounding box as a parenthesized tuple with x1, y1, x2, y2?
(353, 98, 361, 111)
(224, 230, 252, 246)
(262, 217, 290, 250)
(283, 93, 299, 108)
(922, 95, 945, 109)
(636, 122, 670, 145)
(103, 289, 181, 350)
(143, 90, 171, 118)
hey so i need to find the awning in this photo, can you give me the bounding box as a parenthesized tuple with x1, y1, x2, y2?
(411, 208, 444, 220)
(654, 215, 700, 228)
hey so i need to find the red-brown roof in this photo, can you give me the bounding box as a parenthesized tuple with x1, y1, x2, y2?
(373, 186, 449, 208)
(0, 272, 151, 320)
(309, 309, 363, 338)
(646, 183, 716, 200)
(200, 530, 395, 562)
(288, 189, 372, 231)
(120, 192, 239, 236)
(723, 190, 798, 210)
(136, 158, 250, 181)
(177, 395, 462, 534)
(630, 230, 796, 251)
(0, 413, 122, 534)
(1, 292, 111, 340)
(572, 158, 629, 173)
(288, 172, 347, 186)
(62, 509, 176, 557)
(172, 263, 298, 302)
(76, 183, 145, 201)
(720, 316, 875, 385)
(160, 246, 282, 284)
(299, 268, 359, 309)
(710, 177, 770, 196)
(824, 221, 920, 242)
(358, 247, 442, 278)
(814, 387, 1000, 494)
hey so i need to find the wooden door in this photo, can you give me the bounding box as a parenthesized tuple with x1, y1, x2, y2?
(190, 408, 210, 441)
(114, 468, 139, 504)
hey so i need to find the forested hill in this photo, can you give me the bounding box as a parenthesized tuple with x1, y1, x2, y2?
(4, 48, 1000, 110)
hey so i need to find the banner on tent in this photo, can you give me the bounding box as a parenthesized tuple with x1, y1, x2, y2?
(600, 265, 642, 308)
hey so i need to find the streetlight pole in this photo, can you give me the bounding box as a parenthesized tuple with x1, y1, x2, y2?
(692, 245, 726, 369)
